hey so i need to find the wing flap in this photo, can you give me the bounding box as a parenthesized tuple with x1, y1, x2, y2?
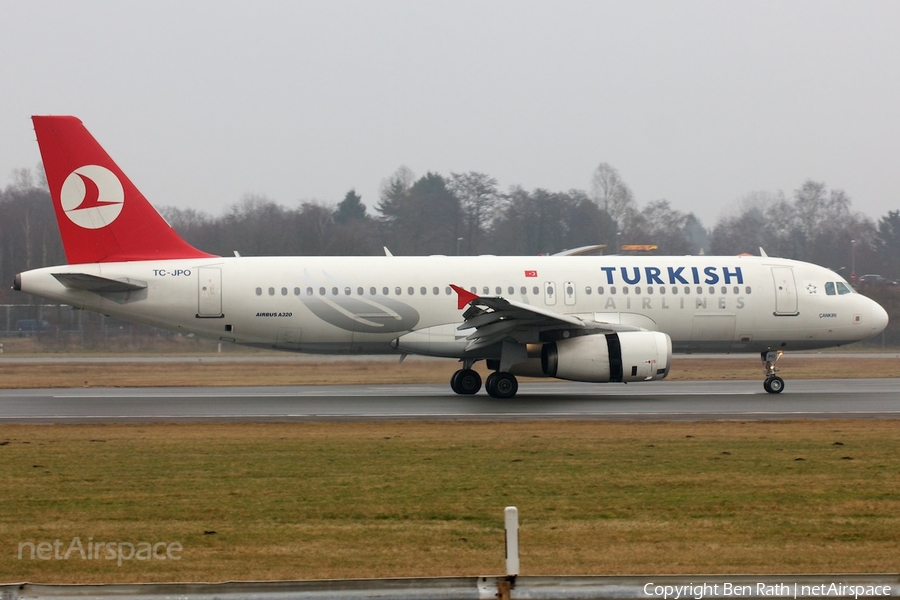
(450, 284, 649, 352)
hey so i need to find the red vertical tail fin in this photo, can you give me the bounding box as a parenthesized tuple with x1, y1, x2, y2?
(32, 116, 216, 264)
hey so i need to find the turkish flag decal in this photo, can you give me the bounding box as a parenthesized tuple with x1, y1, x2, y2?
(524, 270, 538, 278)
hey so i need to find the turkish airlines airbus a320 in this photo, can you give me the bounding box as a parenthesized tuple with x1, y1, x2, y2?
(14, 116, 889, 397)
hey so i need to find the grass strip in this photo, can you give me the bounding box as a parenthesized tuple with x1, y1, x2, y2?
(1, 420, 898, 583)
(1, 356, 899, 388)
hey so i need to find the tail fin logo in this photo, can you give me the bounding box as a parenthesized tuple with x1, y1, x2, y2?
(60, 165, 125, 229)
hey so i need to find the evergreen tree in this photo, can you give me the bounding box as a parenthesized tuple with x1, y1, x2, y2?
(333, 189, 367, 224)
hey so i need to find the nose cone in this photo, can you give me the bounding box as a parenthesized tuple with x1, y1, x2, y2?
(871, 298, 889, 336)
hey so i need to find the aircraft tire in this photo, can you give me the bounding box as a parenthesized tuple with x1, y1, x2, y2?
(485, 372, 518, 399)
(764, 376, 785, 394)
(451, 369, 482, 395)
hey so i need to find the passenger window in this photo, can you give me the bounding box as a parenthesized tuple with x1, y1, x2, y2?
(408, 287, 415, 295)
(598, 286, 604, 295)
(358, 287, 364, 295)
(659, 286, 665, 295)
(281, 287, 288, 296)
(382, 287, 389, 295)
(396, 287, 402, 295)
(345, 287, 351, 295)
(496, 286, 502, 295)
(672, 286, 678, 295)
(445, 287, 452, 295)
(255, 287, 262, 296)
(332, 287, 339, 296)
(294, 287, 301, 296)
(433, 287, 440, 295)
(745, 286, 752, 294)
(622, 287, 629, 295)
(733, 286, 739, 295)
(268, 287, 275, 296)
(585, 286, 592, 295)
(610, 286, 617, 295)
(370, 287, 377, 295)
(508, 286, 515, 295)
(532, 286, 539, 295)
(306, 287, 313, 296)
(520, 286, 527, 295)
(483, 286, 490, 295)
(721, 286, 727, 295)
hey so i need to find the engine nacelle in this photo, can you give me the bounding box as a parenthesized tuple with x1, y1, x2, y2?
(541, 331, 672, 383)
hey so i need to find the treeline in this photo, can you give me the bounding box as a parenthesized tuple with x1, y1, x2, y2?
(2, 163, 900, 305)
(0, 169, 62, 304)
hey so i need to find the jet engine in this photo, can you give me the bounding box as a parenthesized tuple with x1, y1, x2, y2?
(541, 331, 672, 383)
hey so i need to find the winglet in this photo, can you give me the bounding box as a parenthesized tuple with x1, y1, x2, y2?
(450, 284, 479, 310)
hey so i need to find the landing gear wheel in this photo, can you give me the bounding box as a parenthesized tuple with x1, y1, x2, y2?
(761, 350, 785, 394)
(450, 369, 482, 395)
(485, 372, 518, 399)
(763, 376, 785, 394)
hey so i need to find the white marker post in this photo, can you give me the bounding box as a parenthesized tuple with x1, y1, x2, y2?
(504, 506, 519, 577)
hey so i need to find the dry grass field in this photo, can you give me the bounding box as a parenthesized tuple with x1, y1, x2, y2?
(1, 420, 899, 583)
(0, 354, 898, 389)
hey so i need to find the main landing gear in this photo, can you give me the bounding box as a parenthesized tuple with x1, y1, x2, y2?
(762, 350, 785, 394)
(450, 362, 519, 399)
(450, 368, 481, 395)
(485, 371, 518, 399)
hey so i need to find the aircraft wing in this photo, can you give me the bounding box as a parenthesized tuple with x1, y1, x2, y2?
(450, 284, 643, 352)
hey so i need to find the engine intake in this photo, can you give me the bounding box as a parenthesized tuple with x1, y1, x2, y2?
(541, 331, 672, 383)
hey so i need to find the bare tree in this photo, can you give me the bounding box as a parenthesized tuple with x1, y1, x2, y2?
(448, 171, 500, 254)
(627, 199, 696, 254)
(590, 163, 636, 232)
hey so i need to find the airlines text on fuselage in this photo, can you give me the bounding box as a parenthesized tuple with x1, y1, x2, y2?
(599, 266, 744, 286)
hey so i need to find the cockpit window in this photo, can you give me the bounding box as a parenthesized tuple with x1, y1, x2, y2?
(825, 281, 854, 296)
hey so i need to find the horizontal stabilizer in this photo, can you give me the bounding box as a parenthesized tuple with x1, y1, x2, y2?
(52, 273, 148, 294)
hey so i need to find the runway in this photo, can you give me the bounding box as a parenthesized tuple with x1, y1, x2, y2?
(0, 379, 898, 423)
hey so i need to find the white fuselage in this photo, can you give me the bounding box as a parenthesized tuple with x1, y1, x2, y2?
(17, 254, 888, 358)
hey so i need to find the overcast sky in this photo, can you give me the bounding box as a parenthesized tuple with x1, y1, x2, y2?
(2, 0, 899, 226)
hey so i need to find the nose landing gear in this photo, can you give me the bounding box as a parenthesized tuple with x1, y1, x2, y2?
(762, 350, 785, 394)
